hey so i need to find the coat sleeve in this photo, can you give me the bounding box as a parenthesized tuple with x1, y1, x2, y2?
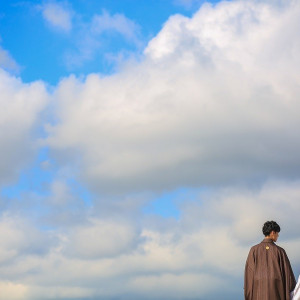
(244, 249, 254, 300)
(282, 249, 296, 300)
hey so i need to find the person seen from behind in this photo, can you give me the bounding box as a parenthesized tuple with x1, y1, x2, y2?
(244, 220, 296, 300)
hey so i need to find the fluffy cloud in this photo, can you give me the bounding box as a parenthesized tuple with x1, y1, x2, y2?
(0, 69, 48, 185)
(48, 0, 300, 194)
(2, 0, 300, 299)
(41, 2, 73, 32)
(1, 181, 300, 299)
(0, 214, 53, 265)
(63, 218, 140, 259)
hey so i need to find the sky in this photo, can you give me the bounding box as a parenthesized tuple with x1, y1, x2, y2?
(1, 0, 300, 299)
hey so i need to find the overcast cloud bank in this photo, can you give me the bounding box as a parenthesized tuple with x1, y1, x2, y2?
(1, 181, 300, 299)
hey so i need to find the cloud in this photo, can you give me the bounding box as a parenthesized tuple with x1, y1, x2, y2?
(47, 0, 300, 194)
(0, 46, 20, 73)
(173, 0, 205, 9)
(63, 218, 140, 259)
(2, 0, 300, 299)
(64, 10, 141, 69)
(1, 181, 300, 299)
(0, 69, 48, 186)
(37, 2, 141, 69)
(41, 2, 73, 32)
(91, 10, 141, 45)
(0, 281, 28, 300)
(0, 214, 54, 265)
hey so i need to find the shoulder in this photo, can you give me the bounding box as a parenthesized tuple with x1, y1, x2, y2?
(251, 242, 261, 249)
(248, 243, 261, 254)
(250, 242, 264, 250)
(249, 241, 278, 253)
(275, 244, 289, 259)
(274, 243, 286, 253)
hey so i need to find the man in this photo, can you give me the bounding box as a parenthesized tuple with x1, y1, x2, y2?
(244, 221, 296, 300)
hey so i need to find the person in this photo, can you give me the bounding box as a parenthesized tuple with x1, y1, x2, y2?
(291, 275, 300, 300)
(244, 220, 296, 300)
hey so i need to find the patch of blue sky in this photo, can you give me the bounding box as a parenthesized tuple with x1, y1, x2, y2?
(0, 0, 221, 84)
(67, 177, 95, 208)
(0, 147, 54, 199)
(1, 146, 94, 211)
(143, 187, 203, 219)
(0, 1, 69, 83)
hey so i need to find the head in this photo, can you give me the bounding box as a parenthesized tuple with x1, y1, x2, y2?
(262, 221, 280, 242)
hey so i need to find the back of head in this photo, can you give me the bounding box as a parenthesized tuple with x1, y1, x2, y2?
(262, 220, 280, 236)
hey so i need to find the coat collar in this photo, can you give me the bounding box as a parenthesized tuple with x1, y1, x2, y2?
(262, 238, 275, 243)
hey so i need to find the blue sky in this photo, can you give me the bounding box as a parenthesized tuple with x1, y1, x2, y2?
(1, 0, 216, 84)
(1, 0, 300, 299)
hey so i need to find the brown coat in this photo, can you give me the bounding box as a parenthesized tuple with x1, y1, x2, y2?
(244, 238, 296, 300)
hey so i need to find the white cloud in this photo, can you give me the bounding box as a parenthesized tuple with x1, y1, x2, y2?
(0, 69, 48, 185)
(92, 10, 141, 44)
(1, 181, 300, 299)
(63, 218, 140, 259)
(47, 0, 300, 194)
(0, 46, 20, 73)
(41, 2, 73, 32)
(37, 3, 141, 68)
(0, 281, 28, 300)
(64, 10, 141, 69)
(2, 0, 300, 299)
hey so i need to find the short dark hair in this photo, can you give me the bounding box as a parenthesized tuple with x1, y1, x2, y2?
(262, 221, 281, 236)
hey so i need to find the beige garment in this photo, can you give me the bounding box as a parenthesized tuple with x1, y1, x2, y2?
(291, 275, 300, 300)
(244, 238, 296, 300)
